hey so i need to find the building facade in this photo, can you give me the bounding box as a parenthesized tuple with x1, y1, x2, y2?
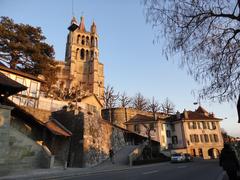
(0, 64, 43, 108)
(102, 106, 224, 159)
(55, 17, 104, 103)
(169, 106, 224, 159)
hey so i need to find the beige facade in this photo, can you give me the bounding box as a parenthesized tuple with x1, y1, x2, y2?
(169, 107, 224, 159)
(55, 17, 104, 104)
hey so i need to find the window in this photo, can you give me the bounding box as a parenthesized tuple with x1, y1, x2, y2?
(204, 134, 209, 142)
(166, 130, 171, 137)
(188, 122, 197, 129)
(95, 37, 98, 47)
(194, 134, 199, 143)
(188, 122, 193, 129)
(29, 81, 38, 97)
(90, 50, 94, 59)
(207, 122, 211, 129)
(171, 124, 175, 131)
(199, 122, 203, 129)
(75, 48, 79, 60)
(190, 134, 199, 143)
(190, 134, 194, 143)
(209, 134, 214, 142)
(80, 49, 85, 60)
(77, 35, 80, 44)
(86, 36, 89, 45)
(172, 136, 178, 144)
(81, 36, 85, 45)
(86, 50, 89, 60)
(200, 134, 204, 142)
(197, 122, 201, 129)
(203, 122, 207, 129)
(212, 122, 216, 129)
(193, 122, 197, 129)
(134, 125, 139, 132)
(214, 134, 219, 142)
(91, 36, 94, 46)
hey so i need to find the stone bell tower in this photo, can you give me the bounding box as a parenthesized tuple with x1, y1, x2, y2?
(60, 16, 104, 103)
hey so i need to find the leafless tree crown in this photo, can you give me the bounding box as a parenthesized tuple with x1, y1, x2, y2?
(161, 97, 175, 114)
(132, 92, 149, 111)
(119, 92, 132, 108)
(103, 85, 119, 109)
(144, 0, 240, 101)
(148, 97, 161, 118)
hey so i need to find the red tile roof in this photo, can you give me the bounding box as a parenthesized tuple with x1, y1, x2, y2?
(125, 114, 164, 124)
(45, 119, 72, 137)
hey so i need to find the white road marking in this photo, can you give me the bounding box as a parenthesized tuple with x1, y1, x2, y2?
(142, 170, 159, 175)
(177, 166, 187, 169)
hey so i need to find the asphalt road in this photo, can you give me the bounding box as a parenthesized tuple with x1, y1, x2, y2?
(60, 159, 224, 180)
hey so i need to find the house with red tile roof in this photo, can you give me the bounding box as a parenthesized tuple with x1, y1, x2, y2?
(166, 106, 223, 159)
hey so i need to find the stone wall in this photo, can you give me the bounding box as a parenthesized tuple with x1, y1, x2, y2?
(102, 108, 168, 129)
(53, 109, 128, 167)
(83, 110, 127, 167)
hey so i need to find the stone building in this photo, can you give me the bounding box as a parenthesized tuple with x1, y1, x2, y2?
(55, 16, 104, 104)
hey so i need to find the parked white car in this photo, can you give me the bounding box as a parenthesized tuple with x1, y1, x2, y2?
(171, 153, 186, 163)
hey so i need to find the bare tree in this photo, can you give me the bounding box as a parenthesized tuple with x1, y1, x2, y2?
(148, 97, 161, 119)
(161, 98, 175, 114)
(119, 92, 132, 108)
(132, 92, 149, 111)
(143, 0, 240, 102)
(103, 85, 119, 109)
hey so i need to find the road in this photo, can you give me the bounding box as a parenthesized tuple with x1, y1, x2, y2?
(59, 159, 224, 180)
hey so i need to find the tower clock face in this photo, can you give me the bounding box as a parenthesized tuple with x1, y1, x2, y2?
(0, 115, 4, 127)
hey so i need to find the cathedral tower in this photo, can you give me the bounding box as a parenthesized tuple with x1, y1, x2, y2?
(57, 16, 104, 103)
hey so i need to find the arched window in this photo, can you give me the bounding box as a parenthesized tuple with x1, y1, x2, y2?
(81, 36, 85, 45)
(86, 36, 90, 46)
(77, 35, 80, 44)
(95, 37, 98, 48)
(90, 50, 94, 59)
(86, 50, 89, 60)
(91, 36, 94, 47)
(75, 48, 79, 60)
(80, 49, 85, 60)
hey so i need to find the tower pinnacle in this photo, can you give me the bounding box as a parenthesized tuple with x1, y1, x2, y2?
(79, 16, 86, 32)
(91, 21, 97, 33)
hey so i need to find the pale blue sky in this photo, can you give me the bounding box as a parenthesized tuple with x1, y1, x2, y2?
(1, 0, 239, 136)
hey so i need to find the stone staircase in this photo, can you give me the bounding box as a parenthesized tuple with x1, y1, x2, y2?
(6, 128, 49, 171)
(97, 145, 138, 168)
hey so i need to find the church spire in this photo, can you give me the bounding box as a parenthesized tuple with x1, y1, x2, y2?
(91, 20, 97, 34)
(79, 16, 86, 32)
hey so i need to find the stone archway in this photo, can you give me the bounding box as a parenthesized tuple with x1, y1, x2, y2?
(208, 148, 220, 159)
